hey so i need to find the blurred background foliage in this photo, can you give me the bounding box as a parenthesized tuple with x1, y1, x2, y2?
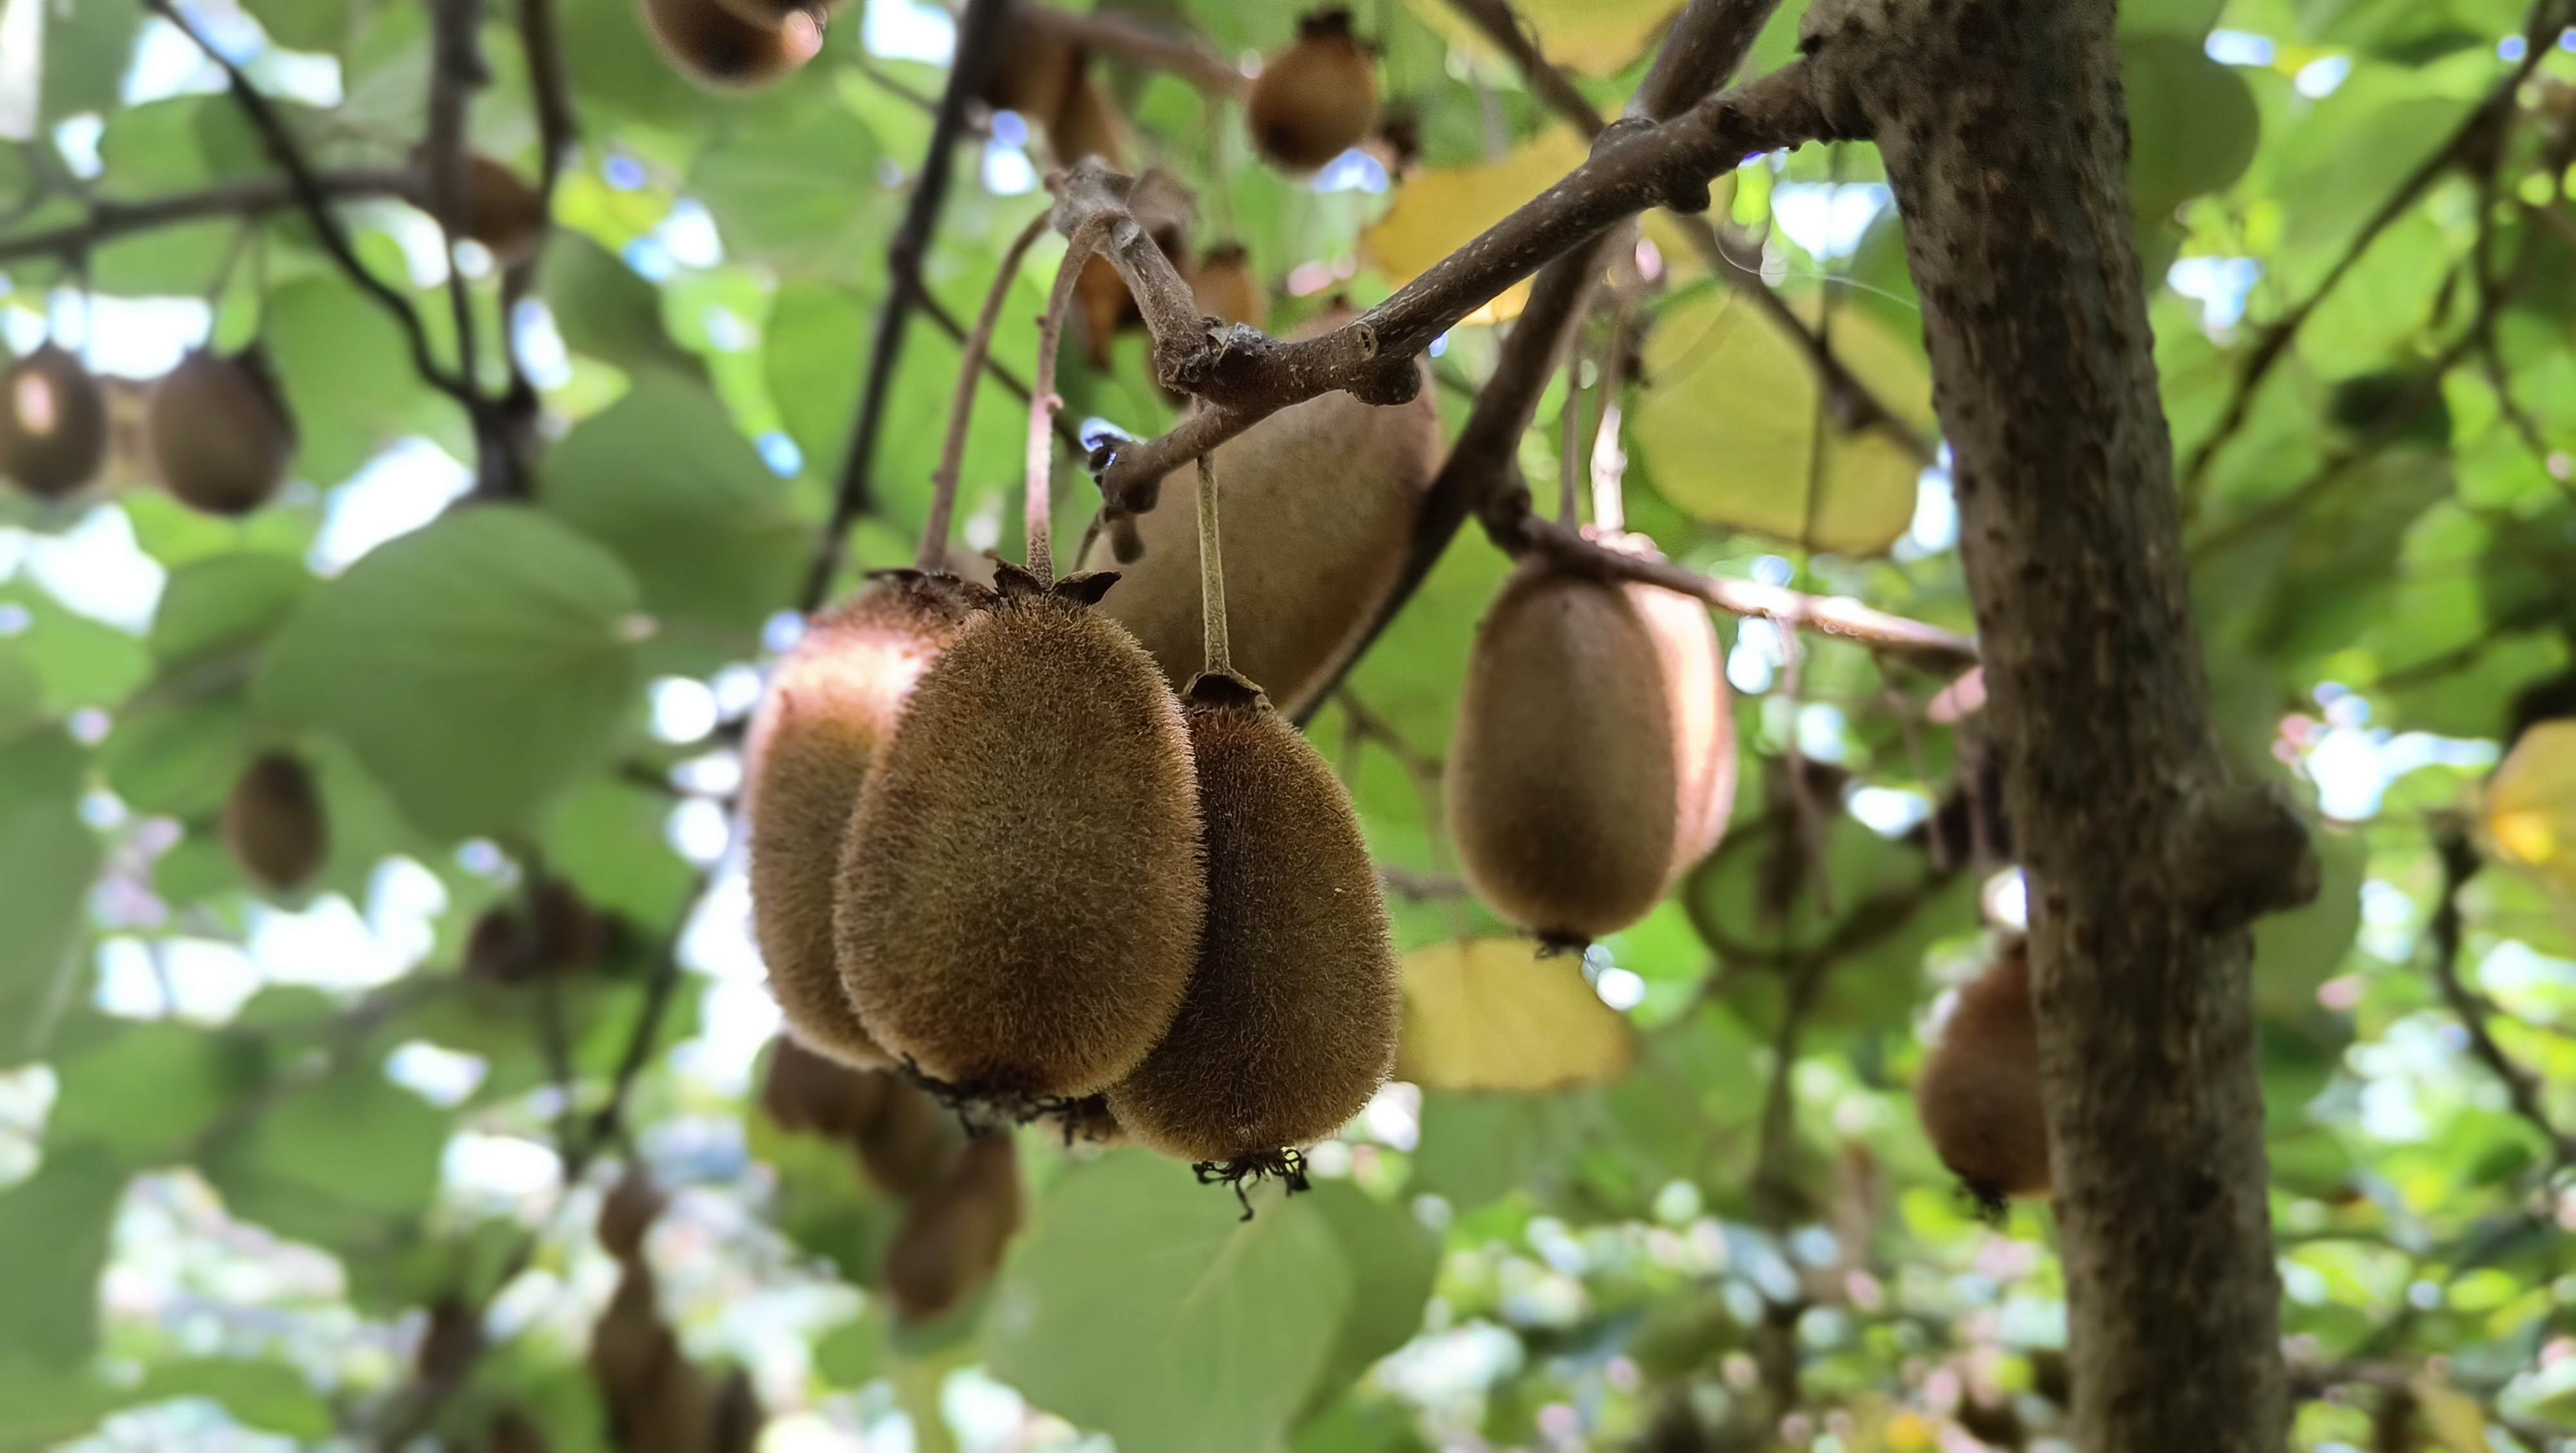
(4, 0, 2576, 1448)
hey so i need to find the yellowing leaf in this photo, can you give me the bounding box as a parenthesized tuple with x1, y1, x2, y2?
(2412, 1374, 2488, 1453)
(2491, 721, 2576, 891)
(1364, 131, 1719, 323)
(1401, 0, 1680, 77)
(1396, 938, 1636, 1090)
(1631, 290, 1933, 556)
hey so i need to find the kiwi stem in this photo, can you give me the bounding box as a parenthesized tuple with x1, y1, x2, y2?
(1589, 307, 1631, 535)
(1026, 214, 1116, 587)
(921, 210, 1052, 571)
(1194, 449, 1231, 675)
(1557, 348, 1584, 526)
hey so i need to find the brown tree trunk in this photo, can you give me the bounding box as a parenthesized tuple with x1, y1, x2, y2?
(1795, 2, 2317, 1449)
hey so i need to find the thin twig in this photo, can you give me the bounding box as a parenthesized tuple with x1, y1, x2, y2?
(2428, 827, 2576, 1170)
(922, 211, 1052, 569)
(912, 277, 1088, 451)
(1015, 1, 1248, 99)
(426, 0, 491, 479)
(1027, 216, 1115, 585)
(801, 0, 1014, 613)
(0, 168, 420, 263)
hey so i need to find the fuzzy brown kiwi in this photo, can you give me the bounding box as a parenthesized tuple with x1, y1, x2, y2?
(1104, 672, 1398, 1192)
(1915, 943, 2050, 1215)
(1, 345, 109, 500)
(1075, 309, 1438, 717)
(979, 26, 1081, 127)
(1445, 543, 1736, 945)
(1045, 69, 1130, 167)
(881, 1132, 1022, 1324)
(834, 565, 1204, 1109)
(757, 1032, 886, 1139)
(1246, 10, 1379, 172)
(148, 347, 296, 517)
(744, 574, 976, 1070)
(853, 1070, 956, 1198)
(1187, 244, 1268, 329)
(461, 155, 549, 267)
(636, 0, 822, 90)
(222, 751, 327, 893)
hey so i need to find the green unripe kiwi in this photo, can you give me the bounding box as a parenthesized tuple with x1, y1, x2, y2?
(1075, 308, 1439, 717)
(1, 345, 109, 500)
(150, 347, 296, 517)
(222, 751, 327, 893)
(1104, 673, 1398, 1179)
(1915, 943, 2051, 1213)
(835, 565, 1204, 1107)
(637, 0, 822, 90)
(1446, 542, 1736, 944)
(744, 575, 975, 1070)
(1246, 10, 1379, 172)
(882, 1131, 1021, 1325)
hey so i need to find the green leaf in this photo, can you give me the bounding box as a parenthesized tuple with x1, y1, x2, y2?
(539, 375, 804, 640)
(134, 1358, 333, 1440)
(0, 1148, 125, 1367)
(255, 505, 645, 840)
(48, 1020, 261, 1168)
(538, 233, 705, 381)
(1298, 1184, 1437, 1421)
(1408, 1092, 1591, 1213)
(1631, 290, 1931, 556)
(0, 728, 97, 1068)
(987, 1152, 1355, 1453)
(200, 1057, 446, 1257)
(2121, 35, 2260, 218)
(688, 107, 889, 274)
(148, 553, 316, 669)
(2251, 828, 2365, 1016)
(242, 0, 355, 54)
(264, 276, 464, 488)
(39, 0, 142, 126)
(0, 649, 42, 745)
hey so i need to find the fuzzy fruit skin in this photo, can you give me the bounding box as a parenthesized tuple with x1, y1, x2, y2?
(1446, 547, 1735, 942)
(1, 345, 109, 499)
(836, 569, 1205, 1101)
(1075, 310, 1437, 717)
(883, 1132, 1021, 1325)
(637, 0, 820, 90)
(149, 348, 296, 517)
(1246, 10, 1378, 171)
(1106, 674, 1398, 1166)
(745, 576, 973, 1070)
(223, 752, 327, 893)
(1915, 944, 2051, 1203)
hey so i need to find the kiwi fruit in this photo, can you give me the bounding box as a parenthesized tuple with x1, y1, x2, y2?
(1187, 244, 1267, 329)
(1446, 542, 1736, 945)
(881, 1131, 1022, 1324)
(1246, 10, 1378, 172)
(596, 1166, 668, 1262)
(461, 155, 549, 267)
(708, 1367, 763, 1453)
(637, 0, 822, 90)
(147, 347, 297, 517)
(744, 575, 976, 1070)
(1915, 942, 2050, 1213)
(757, 1035, 958, 1197)
(835, 565, 1204, 1108)
(980, 26, 1081, 128)
(222, 751, 327, 893)
(706, 0, 840, 39)
(1104, 673, 1398, 1185)
(484, 1408, 551, 1453)
(1075, 308, 1439, 717)
(1046, 70, 1130, 167)
(1, 344, 109, 500)
(462, 880, 608, 983)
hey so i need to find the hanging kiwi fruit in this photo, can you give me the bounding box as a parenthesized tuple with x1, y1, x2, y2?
(463, 878, 612, 983)
(637, 0, 823, 90)
(1186, 243, 1268, 330)
(1075, 307, 1439, 717)
(222, 751, 328, 894)
(881, 1131, 1022, 1324)
(744, 576, 978, 1070)
(1915, 941, 2051, 1216)
(756, 1035, 957, 1194)
(1, 343, 109, 500)
(978, 25, 1082, 128)
(148, 346, 296, 517)
(1246, 10, 1379, 172)
(460, 155, 549, 267)
(1446, 537, 1736, 945)
(706, 0, 840, 37)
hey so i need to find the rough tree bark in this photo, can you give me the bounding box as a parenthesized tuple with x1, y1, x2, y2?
(1795, 1, 2318, 1449)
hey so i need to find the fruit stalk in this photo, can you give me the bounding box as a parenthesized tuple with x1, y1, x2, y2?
(922, 210, 1053, 569)
(1193, 451, 1230, 676)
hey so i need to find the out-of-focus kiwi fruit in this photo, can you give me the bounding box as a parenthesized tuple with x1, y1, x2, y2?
(464, 879, 613, 983)
(148, 347, 296, 517)
(597, 1166, 668, 1262)
(1446, 542, 1735, 944)
(1105, 673, 1397, 1179)
(1186, 243, 1267, 329)
(222, 751, 328, 893)
(708, 1365, 764, 1453)
(744, 575, 976, 1070)
(706, 0, 840, 40)
(835, 566, 1204, 1108)
(460, 155, 549, 267)
(483, 1408, 551, 1453)
(1, 344, 109, 499)
(756, 1036, 958, 1197)
(980, 26, 1082, 128)
(1246, 10, 1378, 172)
(1915, 942, 2050, 1214)
(587, 1253, 723, 1453)
(1075, 307, 1438, 717)
(881, 1132, 1022, 1324)
(636, 0, 822, 90)
(1048, 70, 1131, 166)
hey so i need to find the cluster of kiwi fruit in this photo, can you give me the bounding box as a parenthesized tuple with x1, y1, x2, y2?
(638, 0, 831, 88)
(586, 1171, 766, 1453)
(761, 1036, 1021, 1322)
(1914, 938, 2050, 1217)
(1, 340, 298, 516)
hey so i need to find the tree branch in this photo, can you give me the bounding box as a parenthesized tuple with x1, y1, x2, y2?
(2428, 827, 2576, 1170)
(0, 168, 420, 263)
(800, 0, 1013, 613)
(493, 0, 580, 497)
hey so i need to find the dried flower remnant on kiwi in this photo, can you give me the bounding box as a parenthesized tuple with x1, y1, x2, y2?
(1, 344, 109, 500)
(744, 573, 976, 1070)
(1915, 942, 2050, 1220)
(1105, 672, 1398, 1215)
(1247, 10, 1379, 172)
(835, 564, 1206, 1117)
